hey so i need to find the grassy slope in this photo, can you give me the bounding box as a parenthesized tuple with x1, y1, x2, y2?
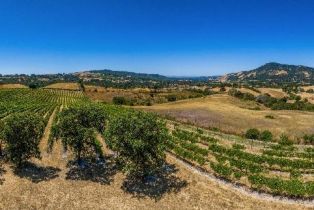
(140, 94, 314, 140)
(44, 83, 80, 90)
(0, 84, 28, 89)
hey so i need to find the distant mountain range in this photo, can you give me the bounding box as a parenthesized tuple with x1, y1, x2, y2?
(0, 68, 218, 88)
(220, 62, 314, 83)
(1, 62, 314, 87)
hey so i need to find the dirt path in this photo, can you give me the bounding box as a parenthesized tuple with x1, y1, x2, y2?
(39, 106, 58, 153)
(167, 153, 314, 208)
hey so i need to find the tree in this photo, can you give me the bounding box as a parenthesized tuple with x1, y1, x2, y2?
(260, 130, 273, 142)
(28, 83, 39, 89)
(245, 128, 260, 140)
(112, 96, 127, 105)
(105, 110, 169, 179)
(166, 95, 177, 102)
(78, 79, 85, 92)
(49, 103, 106, 164)
(2, 113, 45, 167)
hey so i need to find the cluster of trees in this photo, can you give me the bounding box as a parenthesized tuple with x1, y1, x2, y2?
(48, 102, 169, 178)
(228, 88, 255, 101)
(0, 102, 169, 180)
(111, 88, 214, 106)
(245, 128, 273, 142)
(228, 88, 314, 112)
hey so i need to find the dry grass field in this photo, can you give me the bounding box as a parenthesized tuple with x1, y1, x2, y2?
(257, 88, 287, 98)
(0, 114, 310, 210)
(84, 85, 146, 102)
(44, 83, 80, 90)
(140, 94, 314, 140)
(0, 84, 28, 89)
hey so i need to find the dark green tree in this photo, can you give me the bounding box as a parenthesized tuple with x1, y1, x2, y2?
(49, 103, 106, 163)
(245, 128, 260, 140)
(260, 130, 273, 142)
(2, 113, 45, 167)
(105, 110, 169, 179)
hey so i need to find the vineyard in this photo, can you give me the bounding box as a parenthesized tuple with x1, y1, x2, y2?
(0, 89, 87, 121)
(167, 122, 314, 199)
(0, 88, 313, 209)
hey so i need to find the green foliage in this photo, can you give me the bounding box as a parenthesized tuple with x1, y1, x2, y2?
(245, 128, 260, 140)
(228, 88, 255, 101)
(249, 174, 314, 197)
(78, 79, 85, 92)
(232, 144, 245, 150)
(265, 115, 275, 119)
(211, 162, 233, 178)
(290, 169, 302, 179)
(306, 89, 314, 93)
(2, 113, 45, 166)
(28, 83, 39, 89)
(112, 96, 128, 105)
(50, 103, 106, 161)
(105, 110, 169, 178)
(279, 134, 293, 146)
(303, 134, 314, 145)
(166, 94, 177, 102)
(260, 130, 273, 142)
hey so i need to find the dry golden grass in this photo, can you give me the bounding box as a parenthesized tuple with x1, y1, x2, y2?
(298, 92, 314, 103)
(302, 86, 314, 91)
(0, 149, 310, 209)
(44, 83, 80, 90)
(238, 88, 260, 96)
(0, 84, 28, 89)
(258, 88, 287, 98)
(140, 94, 314, 140)
(84, 86, 141, 102)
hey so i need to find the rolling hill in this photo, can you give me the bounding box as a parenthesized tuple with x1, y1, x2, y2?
(0, 69, 216, 88)
(220, 62, 314, 84)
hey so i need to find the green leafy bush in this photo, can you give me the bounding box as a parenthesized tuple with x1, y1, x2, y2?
(112, 96, 128, 105)
(279, 134, 293, 146)
(2, 112, 45, 167)
(260, 130, 273, 142)
(105, 110, 169, 178)
(245, 128, 260, 140)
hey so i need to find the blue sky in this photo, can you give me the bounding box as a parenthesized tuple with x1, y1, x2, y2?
(1, 0, 314, 76)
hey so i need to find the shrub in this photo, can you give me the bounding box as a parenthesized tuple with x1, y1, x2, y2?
(245, 128, 260, 140)
(232, 144, 245, 150)
(2, 113, 45, 167)
(28, 83, 39, 89)
(279, 134, 293, 146)
(303, 134, 314, 145)
(112, 96, 127, 105)
(166, 95, 177, 102)
(105, 110, 169, 178)
(306, 89, 314, 93)
(260, 130, 273, 142)
(265, 115, 275, 119)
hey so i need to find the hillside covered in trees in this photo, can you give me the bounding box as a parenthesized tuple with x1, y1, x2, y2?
(220, 62, 314, 84)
